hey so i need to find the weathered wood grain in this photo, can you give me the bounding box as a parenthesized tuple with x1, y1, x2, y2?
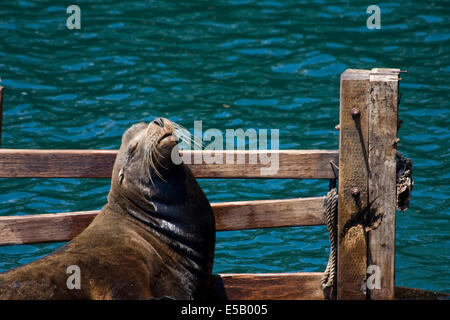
(337, 69, 370, 299)
(210, 272, 326, 300)
(0, 149, 338, 179)
(367, 69, 399, 300)
(0, 211, 98, 246)
(0, 197, 326, 245)
(337, 68, 400, 300)
(0, 149, 117, 178)
(186, 150, 339, 179)
(214, 197, 325, 231)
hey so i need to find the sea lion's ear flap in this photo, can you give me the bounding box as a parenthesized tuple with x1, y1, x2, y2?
(118, 168, 124, 184)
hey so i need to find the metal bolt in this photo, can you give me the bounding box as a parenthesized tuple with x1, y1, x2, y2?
(351, 187, 360, 197)
(351, 108, 360, 117)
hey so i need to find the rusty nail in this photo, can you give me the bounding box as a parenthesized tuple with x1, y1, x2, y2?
(351, 187, 360, 197)
(351, 108, 360, 117)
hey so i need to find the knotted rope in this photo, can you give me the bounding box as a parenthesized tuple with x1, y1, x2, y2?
(321, 187, 338, 292)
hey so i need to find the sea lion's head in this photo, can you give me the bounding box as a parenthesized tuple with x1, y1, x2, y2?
(108, 118, 215, 299)
(108, 117, 187, 213)
(109, 117, 213, 236)
(114, 117, 179, 186)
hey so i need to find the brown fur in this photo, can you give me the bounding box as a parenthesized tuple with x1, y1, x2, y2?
(0, 118, 216, 300)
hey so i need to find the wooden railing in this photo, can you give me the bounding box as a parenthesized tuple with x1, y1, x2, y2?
(0, 149, 338, 179)
(0, 196, 327, 245)
(0, 68, 401, 299)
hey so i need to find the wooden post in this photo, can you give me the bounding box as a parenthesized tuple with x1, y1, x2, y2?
(337, 69, 371, 299)
(0, 85, 3, 147)
(367, 69, 400, 299)
(337, 68, 400, 300)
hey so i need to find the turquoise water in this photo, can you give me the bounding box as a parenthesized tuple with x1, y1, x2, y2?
(0, 1, 449, 294)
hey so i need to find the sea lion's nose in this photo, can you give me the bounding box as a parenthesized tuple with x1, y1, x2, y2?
(152, 118, 164, 127)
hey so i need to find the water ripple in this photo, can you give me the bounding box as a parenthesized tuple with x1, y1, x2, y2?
(0, 0, 448, 293)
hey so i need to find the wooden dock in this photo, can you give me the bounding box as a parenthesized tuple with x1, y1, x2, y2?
(0, 68, 447, 300)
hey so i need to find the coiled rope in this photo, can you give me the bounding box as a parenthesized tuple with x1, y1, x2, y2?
(321, 186, 338, 292)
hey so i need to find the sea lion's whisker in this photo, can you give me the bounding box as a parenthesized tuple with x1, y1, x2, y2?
(174, 128, 204, 149)
(152, 146, 168, 170)
(147, 154, 157, 186)
(144, 150, 155, 187)
(172, 123, 195, 141)
(149, 144, 167, 183)
(142, 132, 169, 183)
(142, 142, 157, 186)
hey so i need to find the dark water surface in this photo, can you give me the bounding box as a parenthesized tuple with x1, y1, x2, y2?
(0, 1, 449, 293)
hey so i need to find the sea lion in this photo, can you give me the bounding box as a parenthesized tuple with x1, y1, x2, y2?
(0, 118, 216, 300)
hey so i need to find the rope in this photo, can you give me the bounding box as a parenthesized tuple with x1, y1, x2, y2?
(319, 151, 412, 297)
(396, 151, 413, 211)
(321, 187, 338, 292)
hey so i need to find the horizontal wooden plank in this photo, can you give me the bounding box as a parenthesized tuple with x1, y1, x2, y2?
(0, 149, 339, 179)
(0, 149, 117, 178)
(0, 197, 325, 245)
(187, 150, 338, 179)
(210, 272, 326, 300)
(214, 197, 325, 231)
(0, 211, 98, 246)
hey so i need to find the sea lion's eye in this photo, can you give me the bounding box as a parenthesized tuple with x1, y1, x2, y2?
(128, 143, 138, 159)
